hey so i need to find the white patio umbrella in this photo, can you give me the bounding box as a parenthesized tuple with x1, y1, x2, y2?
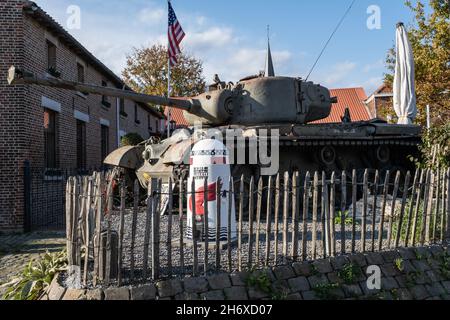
(393, 22, 417, 125)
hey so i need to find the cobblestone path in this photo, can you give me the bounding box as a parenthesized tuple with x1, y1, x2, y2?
(0, 232, 65, 298)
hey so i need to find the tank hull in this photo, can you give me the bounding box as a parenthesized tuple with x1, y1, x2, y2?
(130, 120, 421, 188)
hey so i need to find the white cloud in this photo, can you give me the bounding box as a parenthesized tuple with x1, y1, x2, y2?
(363, 59, 383, 73)
(184, 27, 234, 51)
(324, 61, 357, 85)
(138, 7, 165, 25)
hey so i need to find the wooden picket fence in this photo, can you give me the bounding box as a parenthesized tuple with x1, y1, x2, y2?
(65, 168, 450, 287)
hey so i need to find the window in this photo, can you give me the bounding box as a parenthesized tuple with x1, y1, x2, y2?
(44, 109, 58, 168)
(47, 41, 57, 72)
(134, 104, 140, 124)
(101, 80, 110, 107)
(101, 125, 109, 161)
(119, 98, 127, 117)
(76, 120, 87, 169)
(148, 114, 152, 131)
(77, 63, 85, 83)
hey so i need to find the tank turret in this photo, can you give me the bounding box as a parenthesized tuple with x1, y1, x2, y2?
(7, 66, 337, 126)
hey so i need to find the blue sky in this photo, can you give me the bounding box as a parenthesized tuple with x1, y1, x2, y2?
(34, 0, 424, 95)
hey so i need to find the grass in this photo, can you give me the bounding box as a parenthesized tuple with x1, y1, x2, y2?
(334, 211, 356, 226)
(312, 283, 341, 300)
(394, 258, 404, 272)
(391, 200, 425, 244)
(338, 263, 362, 285)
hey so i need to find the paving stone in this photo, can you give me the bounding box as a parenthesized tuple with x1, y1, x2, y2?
(401, 260, 416, 273)
(342, 284, 363, 298)
(156, 279, 183, 298)
(381, 264, 400, 277)
(426, 258, 441, 270)
(360, 281, 380, 297)
(230, 272, 248, 286)
(414, 273, 432, 285)
(130, 285, 156, 300)
(292, 262, 313, 276)
(175, 292, 200, 300)
(381, 251, 401, 263)
(328, 287, 346, 300)
(397, 248, 416, 260)
(327, 272, 344, 285)
(425, 283, 446, 297)
(426, 270, 444, 283)
(312, 259, 333, 274)
(429, 246, 444, 258)
(365, 252, 385, 265)
(331, 256, 349, 270)
(414, 247, 431, 260)
(412, 260, 432, 272)
(288, 276, 310, 292)
(441, 281, 450, 293)
(307, 274, 329, 288)
(224, 287, 248, 300)
(207, 274, 231, 290)
(348, 253, 367, 267)
(395, 275, 409, 288)
(63, 289, 86, 300)
(104, 287, 130, 301)
(411, 285, 429, 300)
(184, 277, 209, 293)
(301, 290, 318, 300)
(271, 280, 290, 297)
(201, 290, 225, 300)
(247, 287, 269, 300)
(272, 265, 295, 280)
(381, 277, 399, 290)
(286, 292, 302, 300)
(86, 289, 104, 301)
(396, 288, 413, 300)
(47, 276, 66, 301)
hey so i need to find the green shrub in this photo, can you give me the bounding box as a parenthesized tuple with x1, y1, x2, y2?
(411, 123, 450, 170)
(121, 133, 144, 146)
(338, 263, 362, 284)
(2, 250, 67, 300)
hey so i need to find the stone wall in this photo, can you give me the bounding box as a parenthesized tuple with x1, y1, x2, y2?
(44, 245, 450, 301)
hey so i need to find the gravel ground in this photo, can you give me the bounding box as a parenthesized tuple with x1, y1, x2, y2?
(97, 207, 392, 285)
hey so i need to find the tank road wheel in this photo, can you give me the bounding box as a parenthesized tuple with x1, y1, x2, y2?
(376, 146, 391, 165)
(320, 146, 337, 167)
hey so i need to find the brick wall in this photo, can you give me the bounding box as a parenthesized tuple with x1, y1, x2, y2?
(0, 0, 163, 231)
(0, 0, 26, 231)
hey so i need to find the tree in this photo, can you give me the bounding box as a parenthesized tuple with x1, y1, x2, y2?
(384, 0, 450, 126)
(122, 44, 206, 105)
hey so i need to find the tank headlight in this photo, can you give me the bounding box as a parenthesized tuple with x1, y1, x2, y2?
(143, 173, 151, 181)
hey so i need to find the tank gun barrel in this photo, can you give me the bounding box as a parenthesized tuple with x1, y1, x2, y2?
(7, 66, 193, 110)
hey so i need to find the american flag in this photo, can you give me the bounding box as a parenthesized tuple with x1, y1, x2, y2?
(168, 1, 185, 66)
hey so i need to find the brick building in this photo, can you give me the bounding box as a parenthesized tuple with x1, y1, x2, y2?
(364, 84, 394, 121)
(0, 0, 165, 231)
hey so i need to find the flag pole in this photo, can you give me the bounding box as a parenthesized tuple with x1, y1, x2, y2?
(167, 0, 171, 138)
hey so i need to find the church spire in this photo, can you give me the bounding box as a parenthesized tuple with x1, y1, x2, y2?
(264, 25, 275, 77)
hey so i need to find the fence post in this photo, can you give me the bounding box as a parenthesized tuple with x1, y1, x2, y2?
(446, 168, 450, 239)
(23, 160, 32, 233)
(265, 175, 273, 266)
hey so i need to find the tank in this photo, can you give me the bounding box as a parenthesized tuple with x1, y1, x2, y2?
(7, 66, 422, 188)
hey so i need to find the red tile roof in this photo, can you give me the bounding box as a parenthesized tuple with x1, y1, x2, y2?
(166, 87, 372, 127)
(165, 108, 190, 128)
(312, 87, 371, 124)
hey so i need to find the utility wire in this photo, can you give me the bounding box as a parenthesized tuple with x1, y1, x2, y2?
(305, 0, 356, 81)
